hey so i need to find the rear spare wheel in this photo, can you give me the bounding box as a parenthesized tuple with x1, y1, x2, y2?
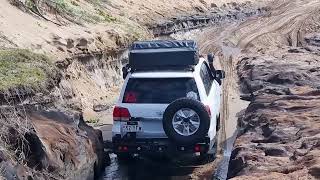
(163, 98, 210, 146)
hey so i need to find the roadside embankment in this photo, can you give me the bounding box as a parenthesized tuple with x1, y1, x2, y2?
(0, 108, 107, 179)
(226, 0, 320, 178)
(230, 44, 320, 179)
(1, 0, 267, 121)
(173, 0, 320, 179)
(0, 49, 107, 179)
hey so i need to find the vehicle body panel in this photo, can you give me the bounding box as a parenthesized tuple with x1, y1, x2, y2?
(112, 58, 222, 154)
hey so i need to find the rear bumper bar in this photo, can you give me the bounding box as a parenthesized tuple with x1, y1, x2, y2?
(112, 134, 210, 154)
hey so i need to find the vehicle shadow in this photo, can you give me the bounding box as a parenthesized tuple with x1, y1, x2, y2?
(101, 153, 203, 180)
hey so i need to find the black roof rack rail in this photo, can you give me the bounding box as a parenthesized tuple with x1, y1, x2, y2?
(129, 65, 195, 73)
(130, 40, 197, 50)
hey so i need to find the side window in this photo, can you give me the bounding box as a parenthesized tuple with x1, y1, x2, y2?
(200, 63, 214, 95)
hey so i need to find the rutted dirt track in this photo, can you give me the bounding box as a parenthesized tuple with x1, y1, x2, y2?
(99, 0, 320, 179)
(99, 2, 266, 180)
(1, 0, 319, 179)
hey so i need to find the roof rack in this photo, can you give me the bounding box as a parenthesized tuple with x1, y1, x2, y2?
(130, 40, 197, 50)
(128, 40, 199, 71)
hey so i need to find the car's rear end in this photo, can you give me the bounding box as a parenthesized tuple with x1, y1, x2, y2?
(112, 72, 210, 155)
(111, 40, 216, 158)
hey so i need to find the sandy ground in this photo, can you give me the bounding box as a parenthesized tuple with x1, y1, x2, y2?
(2, 0, 319, 178)
(107, 0, 268, 24)
(0, 0, 264, 60)
(0, 0, 132, 59)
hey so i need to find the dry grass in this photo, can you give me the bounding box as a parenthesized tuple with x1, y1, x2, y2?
(0, 106, 32, 163)
(0, 91, 33, 178)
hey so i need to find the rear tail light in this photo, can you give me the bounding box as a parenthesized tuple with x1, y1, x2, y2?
(118, 146, 128, 152)
(205, 105, 211, 118)
(113, 106, 131, 121)
(194, 144, 201, 152)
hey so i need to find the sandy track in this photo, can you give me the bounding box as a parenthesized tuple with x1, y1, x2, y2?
(198, 0, 320, 52)
(234, 0, 320, 49)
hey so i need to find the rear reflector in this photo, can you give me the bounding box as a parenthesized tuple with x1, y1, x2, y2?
(124, 91, 137, 103)
(194, 144, 201, 152)
(118, 146, 128, 152)
(113, 106, 131, 121)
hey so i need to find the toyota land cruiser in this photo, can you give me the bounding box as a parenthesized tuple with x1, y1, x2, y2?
(112, 40, 225, 161)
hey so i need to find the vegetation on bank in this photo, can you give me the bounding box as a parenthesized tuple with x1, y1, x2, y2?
(11, 0, 118, 24)
(0, 49, 56, 92)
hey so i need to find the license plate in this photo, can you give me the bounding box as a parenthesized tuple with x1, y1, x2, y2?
(122, 122, 142, 132)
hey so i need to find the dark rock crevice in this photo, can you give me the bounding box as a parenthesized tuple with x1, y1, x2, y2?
(150, 2, 269, 36)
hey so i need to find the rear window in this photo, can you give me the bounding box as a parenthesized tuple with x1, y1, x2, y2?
(123, 78, 199, 104)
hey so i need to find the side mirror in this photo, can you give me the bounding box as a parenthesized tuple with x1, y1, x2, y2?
(207, 53, 215, 64)
(207, 53, 216, 72)
(216, 70, 225, 79)
(122, 64, 130, 79)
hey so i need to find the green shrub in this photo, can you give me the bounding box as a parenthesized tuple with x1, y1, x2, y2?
(96, 8, 117, 22)
(86, 118, 100, 124)
(0, 49, 54, 91)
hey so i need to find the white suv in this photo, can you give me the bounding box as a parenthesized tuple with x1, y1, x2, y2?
(112, 40, 224, 160)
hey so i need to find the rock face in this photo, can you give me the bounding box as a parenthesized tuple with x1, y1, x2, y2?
(56, 51, 124, 113)
(152, 2, 269, 36)
(172, 0, 320, 179)
(29, 111, 107, 179)
(228, 37, 320, 179)
(0, 109, 107, 179)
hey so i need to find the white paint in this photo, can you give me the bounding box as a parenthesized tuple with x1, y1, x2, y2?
(112, 58, 222, 145)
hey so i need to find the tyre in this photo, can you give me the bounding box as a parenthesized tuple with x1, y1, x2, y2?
(198, 152, 216, 164)
(198, 136, 218, 164)
(163, 98, 210, 146)
(216, 114, 221, 132)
